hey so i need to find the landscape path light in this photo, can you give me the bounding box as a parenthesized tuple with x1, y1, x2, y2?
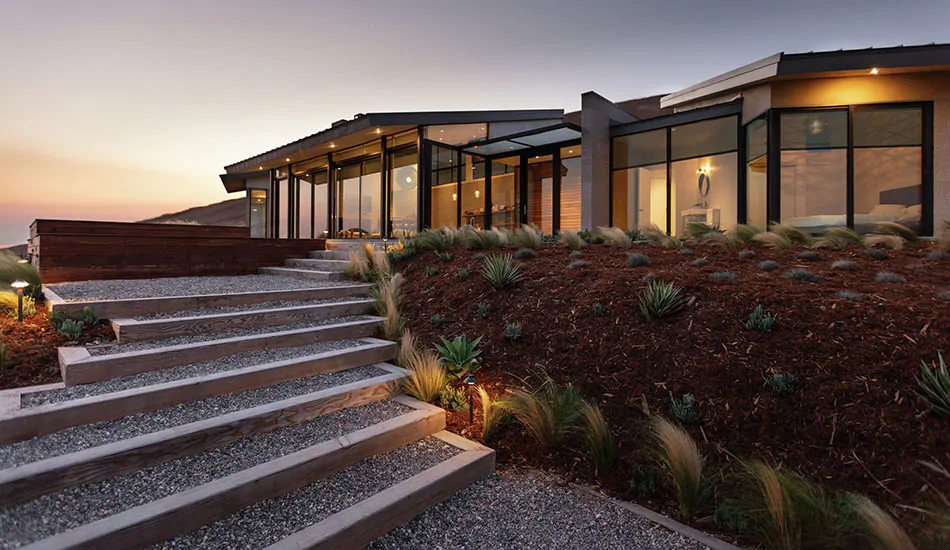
(465, 373, 477, 424)
(11, 280, 29, 323)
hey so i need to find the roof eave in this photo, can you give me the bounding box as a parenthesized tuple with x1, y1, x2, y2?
(660, 53, 782, 110)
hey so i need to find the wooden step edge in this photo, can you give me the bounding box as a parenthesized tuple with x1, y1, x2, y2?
(47, 284, 371, 319)
(18, 408, 445, 549)
(260, 267, 344, 281)
(61, 317, 383, 386)
(264, 435, 495, 550)
(0, 370, 409, 509)
(1, 340, 398, 444)
(112, 299, 375, 344)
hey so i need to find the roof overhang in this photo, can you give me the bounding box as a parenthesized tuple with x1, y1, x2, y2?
(460, 122, 582, 157)
(660, 53, 781, 110)
(224, 109, 564, 174)
(219, 171, 266, 193)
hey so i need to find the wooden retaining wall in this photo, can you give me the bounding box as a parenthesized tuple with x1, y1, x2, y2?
(29, 220, 326, 283)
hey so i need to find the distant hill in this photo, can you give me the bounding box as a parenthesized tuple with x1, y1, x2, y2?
(1, 244, 27, 258)
(141, 197, 247, 227)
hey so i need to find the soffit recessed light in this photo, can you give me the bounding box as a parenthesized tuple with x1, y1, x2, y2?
(870, 68, 879, 75)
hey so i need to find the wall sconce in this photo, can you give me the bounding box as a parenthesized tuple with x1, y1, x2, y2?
(475, 190, 480, 198)
(11, 280, 28, 323)
(452, 193, 457, 201)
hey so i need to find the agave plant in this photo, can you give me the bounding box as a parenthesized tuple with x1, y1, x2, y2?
(482, 253, 524, 288)
(916, 352, 950, 417)
(434, 334, 483, 380)
(639, 281, 687, 320)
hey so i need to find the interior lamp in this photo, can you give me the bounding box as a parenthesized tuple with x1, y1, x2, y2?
(11, 280, 29, 323)
(452, 193, 458, 201)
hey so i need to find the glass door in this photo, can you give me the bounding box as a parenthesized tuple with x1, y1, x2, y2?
(335, 160, 382, 238)
(526, 154, 554, 233)
(491, 155, 520, 231)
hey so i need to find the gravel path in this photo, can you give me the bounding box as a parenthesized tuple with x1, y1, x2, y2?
(49, 275, 347, 302)
(133, 297, 364, 321)
(0, 365, 389, 469)
(87, 315, 372, 356)
(372, 469, 714, 550)
(22, 340, 367, 407)
(155, 437, 459, 549)
(0, 400, 413, 549)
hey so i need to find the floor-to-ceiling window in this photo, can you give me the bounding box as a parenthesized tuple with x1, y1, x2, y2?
(670, 117, 738, 236)
(277, 173, 290, 239)
(389, 147, 418, 238)
(491, 155, 520, 231)
(745, 117, 768, 230)
(337, 164, 362, 238)
(560, 146, 582, 231)
(297, 174, 313, 238)
(430, 144, 459, 229)
(611, 128, 668, 231)
(527, 155, 554, 233)
(249, 189, 267, 238)
(313, 170, 329, 238)
(461, 155, 486, 229)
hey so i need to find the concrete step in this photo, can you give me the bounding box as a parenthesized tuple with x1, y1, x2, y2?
(325, 239, 387, 252)
(110, 299, 374, 344)
(58, 317, 382, 386)
(0, 339, 398, 444)
(309, 250, 352, 261)
(285, 258, 350, 271)
(0, 365, 410, 509)
(260, 267, 345, 282)
(48, 285, 369, 320)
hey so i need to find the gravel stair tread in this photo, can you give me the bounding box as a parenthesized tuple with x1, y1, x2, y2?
(0, 400, 415, 549)
(131, 297, 363, 321)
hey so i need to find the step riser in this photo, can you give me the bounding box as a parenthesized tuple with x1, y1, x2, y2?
(112, 300, 374, 344)
(48, 285, 369, 319)
(309, 251, 351, 260)
(61, 318, 382, 386)
(260, 267, 343, 281)
(1, 343, 397, 444)
(325, 240, 387, 252)
(285, 259, 348, 271)
(18, 409, 445, 548)
(0, 370, 407, 508)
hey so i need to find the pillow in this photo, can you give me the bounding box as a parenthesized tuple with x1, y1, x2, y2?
(869, 204, 907, 218)
(904, 204, 922, 220)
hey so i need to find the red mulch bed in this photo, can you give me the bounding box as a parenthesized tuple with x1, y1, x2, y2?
(398, 241, 950, 533)
(0, 306, 114, 390)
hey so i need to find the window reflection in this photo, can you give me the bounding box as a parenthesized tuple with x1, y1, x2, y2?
(491, 156, 519, 231)
(560, 146, 582, 232)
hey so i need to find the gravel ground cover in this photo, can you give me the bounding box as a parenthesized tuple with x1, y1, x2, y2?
(22, 339, 367, 407)
(49, 275, 347, 302)
(0, 364, 389, 469)
(154, 437, 459, 549)
(133, 297, 365, 321)
(0, 399, 413, 549)
(87, 315, 371, 356)
(372, 469, 712, 550)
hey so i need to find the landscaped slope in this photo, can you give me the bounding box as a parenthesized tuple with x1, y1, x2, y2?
(396, 238, 950, 535)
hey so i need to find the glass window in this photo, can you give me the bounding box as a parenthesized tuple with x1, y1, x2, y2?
(334, 140, 382, 163)
(461, 155, 486, 229)
(387, 130, 418, 148)
(491, 155, 520, 231)
(780, 111, 847, 149)
(671, 152, 738, 236)
(430, 144, 459, 229)
(249, 189, 267, 238)
(613, 129, 666, 169)
(746, 118, 768, 230)
(389, 147, 418, 238)
(526, 155, 554, 234)
(298, 175, 313, 238)
(337, 165, 361, 238)
(277, 178, 289, 239)
(671, 116, 738, 161)
(361, 160, 382, 238)
(426, 123, 487, 145)
(611, 164, 667, 232)
(292, 155, 328, 176)
(854, 108, 922, 147)
(314, 171, 329, 239)
(560, 146, 582, 232)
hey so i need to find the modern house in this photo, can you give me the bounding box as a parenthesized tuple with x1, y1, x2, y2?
(221, 43, 950, 240)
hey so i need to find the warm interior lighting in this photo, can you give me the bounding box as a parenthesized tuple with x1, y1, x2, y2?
(810, 118, 823, 135)
(406, 176, 412, 183)
(330, 143, 335, 148)
(870, 68, 879, 75)
(475, 190, 480, 198)
(375, 128, 381, 134)
(258, 166, 263, 170)
(285, 158, 290, 162)
(696, 166, 711, 174)
(452, 193, 457, 201)
(568, 149, 574, 153)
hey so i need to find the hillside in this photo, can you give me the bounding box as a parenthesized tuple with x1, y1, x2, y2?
(141, 197, 247, 226)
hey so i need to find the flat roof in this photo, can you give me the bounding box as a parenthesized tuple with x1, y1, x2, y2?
(224, 109, 563, 174)
(661, 42, 950, 109)
(460, 122, 582, 157)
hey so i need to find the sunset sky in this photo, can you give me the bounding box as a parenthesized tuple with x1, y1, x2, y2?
(1, 0, 946, 245)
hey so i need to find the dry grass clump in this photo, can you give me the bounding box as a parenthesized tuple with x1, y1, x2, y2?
(559, 229, 586, 250)
(491, 227, 512, 245)
(640, 224, 683, 249)
(459, 226, 504, 250)
(753, 231, 794, 250)
(852, 496, 915, 550)
(581, 400, 617, 474)
(510, 224, 543, 249)
(876, 221, 918, 243)
(401, 349, 446, 404)
(864, 234, 905, 250)
(0, 252, 43, 302)
(734, 224, 763, 243)
(770, 223, 813, 245)
(596, 226, 633, 247)
(476, 386, 507, 442)
(813, 227, 863, 250)
(501, 375, 584, 449)
(697, 230, 740, 249)
(740, 462, 801, 550)
(396, 328, 420, 368)
(650, 416, 706, 520)
(370, 272, 404, 341)
(414, 228, 455, 252)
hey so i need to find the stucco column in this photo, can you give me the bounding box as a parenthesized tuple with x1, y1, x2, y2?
(581, 92, 638, 230)
(934, 100, 950, 232)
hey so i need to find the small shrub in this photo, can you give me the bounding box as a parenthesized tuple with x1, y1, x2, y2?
(476, 302, 491, 318)
(865, 247, 890, 261)
(765, 373, 799, 394)
(597, 226, 633, 247)
(745, 304, 776, 331)
(691, 257, 710, 267)
(875, 272, 906, 284)
(568, 260, 589, 269)
(0, 293, 36, 318)
(715, 499, 749, 533)
(387, 241, 417, 263)
(626, 253, 651, 267)
(578, 228, 606, 245)
(677, 247, 693, 256)
(758, 260, 779, 271)
(477, 386, 507, 441)
(482, 254, 524, 288)
(639, 281, 687, 321)
(908, 262, 926, 271)
(837, 290, 864, 301)
(439, 384, 469, 412)
(429, 314, 444, 326)
(436, 251, 452, 262)
(670, 393, 703, 425)
(939, 290, 950, 302)
(650, 416, 706, 520)
(832, 260, 858, 270)
(709, 271, 735, 280)
(629, 465, 657, 496)
(928, 250, 949, 260)
(58, 318, 84, 341)
(783, 268, 819, 282)
(514, 248, 536, 260)
(569, 250, 585, 259)
(916, 352, 950, 417)
(581, 400, 617, 474)
(456, 267, 471, 280)
(402, 350, 446, 403)
(501, 375, 585, 449)
(504, 322, 523, 341)
(510, 225, 543, 249)
(81, 306, 99, 327)
(423, 265, 438, 277)
(797, 250, 821, 262)
(559, 230, 586, 250)
(592, 302, 605, 315)
(435, 334, 483, 380)
(738, 249, 756, 259)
